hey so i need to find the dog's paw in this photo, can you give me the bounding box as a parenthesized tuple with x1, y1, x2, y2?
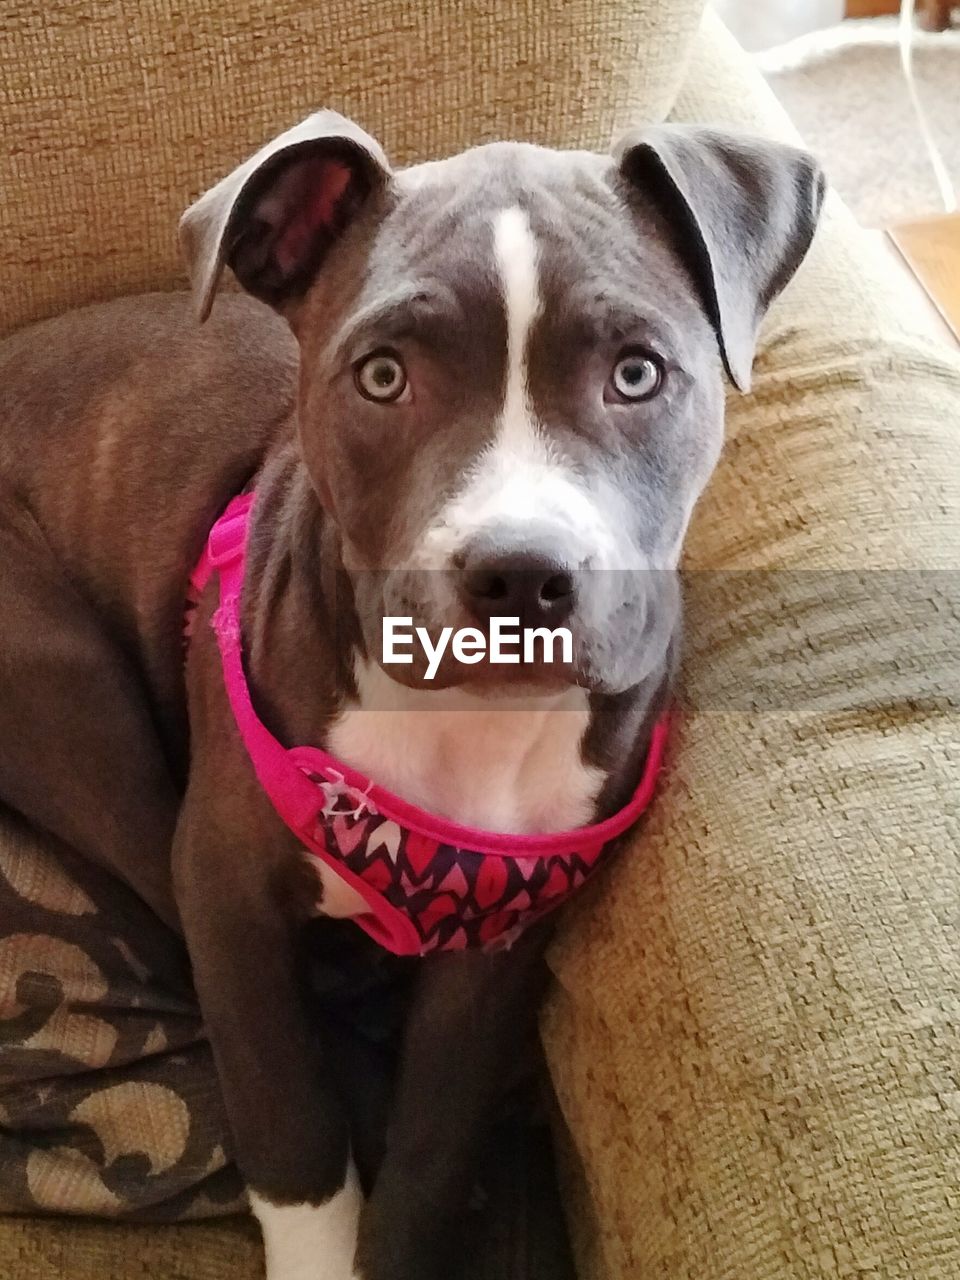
(250, 1165, 362, 1280)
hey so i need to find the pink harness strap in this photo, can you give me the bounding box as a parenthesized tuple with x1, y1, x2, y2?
(191, 493, 669, 956)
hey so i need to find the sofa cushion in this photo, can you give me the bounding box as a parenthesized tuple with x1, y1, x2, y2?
(0, 810, 243, 1222)
(0, 1215, 263, 1280)
(0, 0, 704, 339)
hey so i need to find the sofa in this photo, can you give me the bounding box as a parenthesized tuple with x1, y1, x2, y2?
(2, 1, 959, 1276)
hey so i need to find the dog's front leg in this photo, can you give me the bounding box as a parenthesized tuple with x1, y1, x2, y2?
(173, 773, 361, 1280)
(356, 927, 551, 1280)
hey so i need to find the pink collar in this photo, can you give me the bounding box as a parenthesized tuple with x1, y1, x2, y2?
(190, 493, 669, 955)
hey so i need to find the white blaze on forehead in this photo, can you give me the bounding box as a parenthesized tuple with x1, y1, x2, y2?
(413, 204, 640, 572)
(416, 208, 626, 570)
(494, 205, 541, 450)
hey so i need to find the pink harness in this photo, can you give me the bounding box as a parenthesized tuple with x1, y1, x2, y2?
(190, 493, 669, 956)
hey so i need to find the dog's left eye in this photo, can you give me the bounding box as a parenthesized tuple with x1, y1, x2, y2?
(355, 351, 408, 403)
(608, 351, 664, 403)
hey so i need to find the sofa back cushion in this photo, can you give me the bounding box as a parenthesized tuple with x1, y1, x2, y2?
(0, 0, 705, 338)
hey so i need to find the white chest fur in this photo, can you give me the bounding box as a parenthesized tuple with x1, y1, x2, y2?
(327, 660, 604, 835)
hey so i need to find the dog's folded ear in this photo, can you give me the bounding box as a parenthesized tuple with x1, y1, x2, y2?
(614, 126, 825, 392)
(179, 110, 392, 322)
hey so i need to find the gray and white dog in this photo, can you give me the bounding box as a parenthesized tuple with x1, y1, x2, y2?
(0, 110, 823, 1279)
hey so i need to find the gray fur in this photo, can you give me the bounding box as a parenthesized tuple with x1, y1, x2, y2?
(2, 110, 824, 1280)
(183, 123, 823, 697)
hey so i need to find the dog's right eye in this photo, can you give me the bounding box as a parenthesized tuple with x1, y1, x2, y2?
(607, 350, 664, 403)
(354, 350, 409, 403)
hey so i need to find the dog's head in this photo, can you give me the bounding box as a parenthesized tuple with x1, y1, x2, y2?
(181, 111, 823, 695)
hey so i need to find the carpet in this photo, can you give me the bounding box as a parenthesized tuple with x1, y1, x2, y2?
(758, 17, 960, 226)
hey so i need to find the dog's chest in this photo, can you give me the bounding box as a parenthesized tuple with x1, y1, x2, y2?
(326, 661, 605, 835)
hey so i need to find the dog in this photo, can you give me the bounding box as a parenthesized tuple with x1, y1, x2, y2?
(0, 110, 823, 1279)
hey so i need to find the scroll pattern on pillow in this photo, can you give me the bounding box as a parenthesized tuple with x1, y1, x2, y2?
(0, 809, 244, 1220)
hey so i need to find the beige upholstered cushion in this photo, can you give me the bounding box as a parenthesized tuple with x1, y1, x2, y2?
(0, 1215, 263, 1280)
(543, 11, 960, 1280)
(0, 0, 703, 339)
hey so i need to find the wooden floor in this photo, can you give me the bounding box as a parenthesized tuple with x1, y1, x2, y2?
(846, 1, 900, 15)
(846, 0, 956, 26)
(888, 212, 960, 344)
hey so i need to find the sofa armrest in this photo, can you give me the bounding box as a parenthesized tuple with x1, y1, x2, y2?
(671, 10, 960, 577)
(543, 12, 960, 1280)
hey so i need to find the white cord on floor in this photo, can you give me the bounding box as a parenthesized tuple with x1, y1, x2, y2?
(899, 0, 957, 212)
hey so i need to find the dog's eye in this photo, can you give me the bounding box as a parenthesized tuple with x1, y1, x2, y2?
(355, 351, 408, 403)
(608, 351, 664, 403)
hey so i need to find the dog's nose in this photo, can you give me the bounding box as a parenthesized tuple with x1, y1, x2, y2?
(457, 547, 577, 628)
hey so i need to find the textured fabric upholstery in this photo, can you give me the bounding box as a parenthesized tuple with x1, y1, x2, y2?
(0, 0, 702, 339)
(0, 1215, 263, 1280)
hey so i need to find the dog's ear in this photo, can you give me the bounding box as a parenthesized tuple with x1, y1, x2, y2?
(179, 110, 391, 321)
(614, 126, 825, 391)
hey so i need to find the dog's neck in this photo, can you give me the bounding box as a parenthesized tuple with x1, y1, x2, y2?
(240, 447, 670, 834)
(329, 658, 605, 832)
